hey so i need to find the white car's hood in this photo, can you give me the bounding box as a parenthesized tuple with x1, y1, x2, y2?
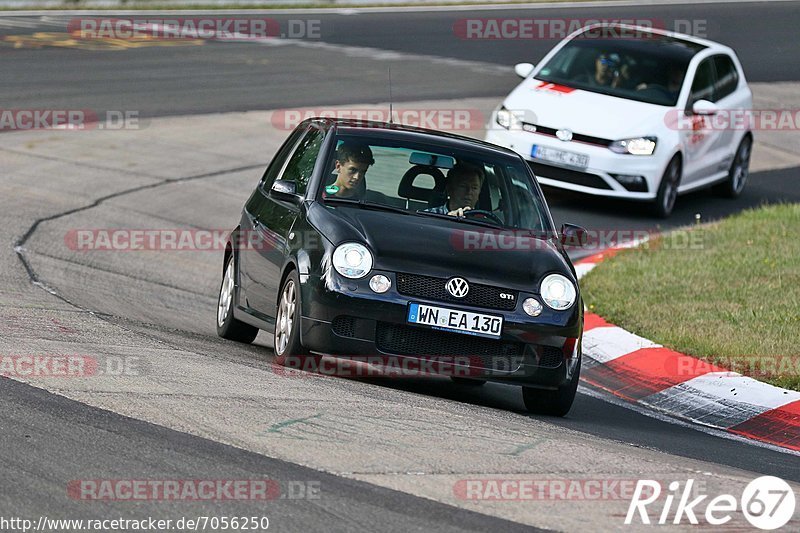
(503, 79, 668, 140)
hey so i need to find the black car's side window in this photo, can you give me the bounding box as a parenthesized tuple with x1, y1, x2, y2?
(279, 128, 325, 195)
(690, 58, 716, 104)
(260, 127, 306, 191)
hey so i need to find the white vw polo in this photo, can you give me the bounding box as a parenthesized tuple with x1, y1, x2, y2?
(485, 23, 753, 217)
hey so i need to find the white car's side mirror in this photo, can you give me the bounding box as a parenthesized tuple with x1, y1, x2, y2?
(514, 63, 535, 79)
(692, 99, 719, 115)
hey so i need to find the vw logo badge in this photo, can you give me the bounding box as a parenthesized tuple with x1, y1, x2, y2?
(445, 277, 470, 298)
(556, 129, 573, 142)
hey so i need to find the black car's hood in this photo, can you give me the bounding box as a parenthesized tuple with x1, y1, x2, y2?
(307, 203, 573, 291)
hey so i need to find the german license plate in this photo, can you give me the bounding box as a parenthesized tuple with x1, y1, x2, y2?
(532, 144, 589, 169)
(407, 303, 503, 339)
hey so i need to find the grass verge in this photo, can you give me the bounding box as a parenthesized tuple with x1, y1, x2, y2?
(581, 203, 800, 391)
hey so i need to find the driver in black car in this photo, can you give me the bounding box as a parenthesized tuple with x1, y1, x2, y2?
(425, 162, 484, 217)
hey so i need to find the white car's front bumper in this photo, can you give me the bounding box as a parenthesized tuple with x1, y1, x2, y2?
(486, 126, 669, 201)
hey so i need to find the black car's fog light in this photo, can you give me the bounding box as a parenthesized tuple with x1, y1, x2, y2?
(369, 274, 391, 294)
(522, 297, 543, 317)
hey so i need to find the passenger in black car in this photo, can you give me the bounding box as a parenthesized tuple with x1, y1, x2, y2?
(325, 141, 374, 198)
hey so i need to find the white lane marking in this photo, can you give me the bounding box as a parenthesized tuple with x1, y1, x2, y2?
(578, 384, 800, 457)
(583, 326, 661, 364)
(0, 17, 42, 28)
(247, 36, 512, 74)
(640, 372, 800, 429)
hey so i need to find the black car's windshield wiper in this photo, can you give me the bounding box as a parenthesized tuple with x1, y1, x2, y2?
(414, 209, 506, 230)
(323, 197, 412, 216)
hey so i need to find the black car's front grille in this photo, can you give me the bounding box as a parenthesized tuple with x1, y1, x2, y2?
(528, 161, 612, 190)
(396, 273, 517, 311)
(538, 346, 564, 368)
(375, 322, 523, 370)
(332, 316, 356, 338)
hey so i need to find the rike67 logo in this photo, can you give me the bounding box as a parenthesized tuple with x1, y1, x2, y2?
(626, 476, 796, 529)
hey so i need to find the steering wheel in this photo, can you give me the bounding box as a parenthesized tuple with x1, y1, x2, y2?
(463, 209, 503, 226)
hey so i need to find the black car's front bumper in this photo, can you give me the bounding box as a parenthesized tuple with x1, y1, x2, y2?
(298, 270, 582, 388)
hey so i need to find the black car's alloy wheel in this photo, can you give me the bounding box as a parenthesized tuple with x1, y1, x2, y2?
(273, 270, 321, 369)
(217, 254, 259, 343)
(522, 356, 580, 417)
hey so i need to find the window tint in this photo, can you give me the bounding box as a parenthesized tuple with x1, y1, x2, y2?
(690, 59, 716, 103)
(321, 134, 554, 233)
(712, 55, 739, 101)
(280, 127, 325, 195)
(260, 127, 305, 190)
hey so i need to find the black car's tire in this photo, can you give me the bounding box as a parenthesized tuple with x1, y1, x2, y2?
(273, 270, 321, 370)
(713, 135, 752, 198)
(651, 156, 682, 218)
(217, 254, 259, 343)
(522, 357, 581, 417)
(450, 377, 487, 386)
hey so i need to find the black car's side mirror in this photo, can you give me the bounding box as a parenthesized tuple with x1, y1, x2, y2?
(560, 223, 588, 247)
(270, 179, 302, 204)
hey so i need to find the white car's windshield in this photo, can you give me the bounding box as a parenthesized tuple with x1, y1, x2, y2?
(536, 29, 705, 106)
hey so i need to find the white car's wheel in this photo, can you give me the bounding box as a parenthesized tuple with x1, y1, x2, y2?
(652, 156, 682, 218)
(714, 135, 752, 198)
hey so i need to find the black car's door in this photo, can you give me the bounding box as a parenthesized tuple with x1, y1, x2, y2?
(242, 125, 326, 320)
(238, 126, 305, 315)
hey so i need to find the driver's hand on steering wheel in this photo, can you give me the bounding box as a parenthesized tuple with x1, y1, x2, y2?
(447, 206, 472, 217)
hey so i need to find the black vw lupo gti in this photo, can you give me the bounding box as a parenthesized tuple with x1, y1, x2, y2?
(216, 118, 587, 416)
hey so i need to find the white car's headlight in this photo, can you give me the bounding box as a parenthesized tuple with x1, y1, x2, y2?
(540, 274, 576, 310)
(332, 243, 373, 279)
(495, 106, 522, 130)
(609, 137, 657, 155)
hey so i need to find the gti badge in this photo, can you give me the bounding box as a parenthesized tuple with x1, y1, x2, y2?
(445, 277, 469, 298)
(556, 129, 573, 142)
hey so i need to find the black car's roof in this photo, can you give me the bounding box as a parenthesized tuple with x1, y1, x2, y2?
(303, 118, 522, 159)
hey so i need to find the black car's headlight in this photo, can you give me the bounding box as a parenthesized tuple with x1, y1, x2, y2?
(332, 242, 373, 279)
(540, 274, 576, 310)
(609, 136, 657, 155)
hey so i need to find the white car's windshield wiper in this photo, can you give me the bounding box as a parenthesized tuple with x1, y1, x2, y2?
(323, 197, 412, 216)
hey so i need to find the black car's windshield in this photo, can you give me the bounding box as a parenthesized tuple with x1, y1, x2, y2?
(319, 133, 554, 234)
(535, 28, 704, 106)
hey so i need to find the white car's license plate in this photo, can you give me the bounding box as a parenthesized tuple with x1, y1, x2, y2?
(532, 145, 589, 169)
(407, 303, 503, 339)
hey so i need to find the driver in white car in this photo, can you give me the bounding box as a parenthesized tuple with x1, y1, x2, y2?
(425, 162, 484, 217)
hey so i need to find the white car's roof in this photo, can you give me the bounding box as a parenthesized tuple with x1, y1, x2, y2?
(573, 23, 733, 56)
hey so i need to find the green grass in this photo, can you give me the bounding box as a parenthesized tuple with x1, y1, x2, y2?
(581, 203, 800, 391)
